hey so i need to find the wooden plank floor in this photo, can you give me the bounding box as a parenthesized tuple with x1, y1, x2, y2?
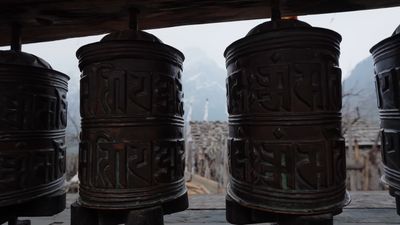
(25, 192, 400, 225)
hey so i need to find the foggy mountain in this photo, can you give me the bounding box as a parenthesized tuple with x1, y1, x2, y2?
(182, 48, 227, 121)
(342, 56, 379, 125)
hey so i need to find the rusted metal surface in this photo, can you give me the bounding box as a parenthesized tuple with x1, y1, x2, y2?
(74, 26, 188, 224)
(0, 48, 69, 222)
(371, 28, 400, 215)
(225, 17, 348, 224)
(1, 0, 400, 45)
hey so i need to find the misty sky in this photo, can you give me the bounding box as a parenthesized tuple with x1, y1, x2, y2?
(3, 6, 400, 82)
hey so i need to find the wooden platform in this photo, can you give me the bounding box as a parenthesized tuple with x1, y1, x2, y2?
(26, 192, 400, 225)
(1, 1, 400, 46)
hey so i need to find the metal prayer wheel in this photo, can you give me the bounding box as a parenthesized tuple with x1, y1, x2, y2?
(0, 49, 69, 215)
(225, 18, 349, 224)
(371, 26, 400, 215)
(76, 28, 187, 214)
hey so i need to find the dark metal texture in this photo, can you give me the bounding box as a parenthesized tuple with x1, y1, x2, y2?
(1, 0, 400, 46)
(0, 50, 69, 208)
(371, 28, 400, 215)
(0, 190, 66, 223)
(71, 191, 188, 225)
(225, 19, 348, 223)
(76, 30, 187, 211)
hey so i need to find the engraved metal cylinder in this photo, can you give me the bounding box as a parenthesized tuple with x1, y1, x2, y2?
(371, 28, 400, 214)
(0, 51, 69, 207)
(77, 32, 187, 209)
(225, 20, 348, 215)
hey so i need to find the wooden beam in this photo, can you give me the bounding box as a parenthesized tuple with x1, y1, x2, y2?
(1, 0, 400, 45)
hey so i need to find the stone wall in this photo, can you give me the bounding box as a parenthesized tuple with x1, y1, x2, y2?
(186, 121, 228, 191)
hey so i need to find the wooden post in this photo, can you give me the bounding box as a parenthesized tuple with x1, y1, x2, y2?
(364, 154, 370, 191)
(10, 23, 21, 52)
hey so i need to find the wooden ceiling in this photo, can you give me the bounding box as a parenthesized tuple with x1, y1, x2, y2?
(1, 0, 400, 46)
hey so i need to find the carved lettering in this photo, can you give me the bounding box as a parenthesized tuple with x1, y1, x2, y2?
(79, 141, 90, 185)
(327, 67, 342, 111)
(153, 140, 185, 184)
(229, 139, 250, 182)
(227, 72, 245, 114)
(32, 150, 54, 185)
(80, 137, 185, 189)
(382, 129, 400, 171)
(153, 75, 176, 114)
(33, 94, 58, 130)
(228, 61, 342, 113)
(332, 139, 346, 185)
(0, 146, 62, 192)
(95, 134, 116, 188)
(80, 70, 97, 117)
(98, 65, 127, 114)
(0, 87, 67, 130)
(81, 64, 184, 117)
(293, 63, 323, 111)
(229, 139, 334, 190)
(295, 142, 327, 189)
(0, 93, 18, 129)
(175, 74, 184, 117)
(249, 65, 290, 112)
(53, 139, 66, 178)
(57, 90, 68, 129)
(0, 155, 22, 190)
(376, 68, 399, 109)
(127, 72, 152, 112)
(126, 143, 152, 187)
(251, 142, 293, 189)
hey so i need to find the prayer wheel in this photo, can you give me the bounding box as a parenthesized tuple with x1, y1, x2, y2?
(74, 25, 187, 224)
(225, 18, 349, 224)
(371, 26, 400, 215)
(0, 49, 69, 222)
